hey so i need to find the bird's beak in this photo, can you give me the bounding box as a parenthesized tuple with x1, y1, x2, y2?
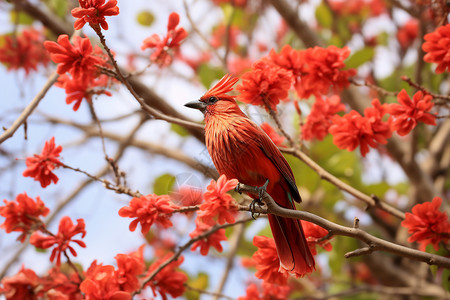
(184, 100, 207, 111)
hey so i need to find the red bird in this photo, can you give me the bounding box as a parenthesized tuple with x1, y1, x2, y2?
(185, 74, 315, 275)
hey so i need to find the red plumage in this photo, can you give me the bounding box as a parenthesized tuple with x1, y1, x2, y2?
(186, 74, 315, 275)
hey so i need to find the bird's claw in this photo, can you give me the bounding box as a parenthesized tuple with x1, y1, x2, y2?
(249, 198, 264, 220)
(249, 179, 269, 220)
(235, 182, 242, 194)
(257, 179, 269, 201)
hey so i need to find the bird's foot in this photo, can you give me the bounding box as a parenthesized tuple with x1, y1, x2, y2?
(249, 198, 264, 220)
(249, 179, 269, 220)
(257, 179, 269, 201)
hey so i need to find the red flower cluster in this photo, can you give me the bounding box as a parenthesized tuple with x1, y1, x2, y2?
(329, 99, 391, 156)
(71, 0, 120, 30)
(252, 236, 289, 285)
(115, 245, 146, 292)
(238, 282, 291, 300)
(301, 221, 332, 255)
(44, 35, 113, 111)
(80, 261, 131, 300)
(401, 197, 450, 251)
(0, 28, 49, 75)
(22, 137, 63, 188)
(236, 60, 293, 111)
(197, 175, 238, 225)
(189, 219, 227, 255)
(0, 266, 83, 299)
(397, 19, 419, 50)
(30, 216, 86, 266)
(118, 194, 176, 235)
(268, 45, 356, 99)
(297, 46, 356, 99)
(302, 95, 346, 141)
(0, 267, 40, 299)
(0, 193, 49, 242)
(145, 254, 188, 300)
(387, 90, 436, 136)
(141, 12, 188, 67)
(422, 24, 450, 74)
(260, 122, 285, 146)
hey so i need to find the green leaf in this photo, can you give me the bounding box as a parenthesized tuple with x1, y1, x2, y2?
(171, 124, 190, 137)
(136, 10, 155, 27)
(315, 3, 333, 28)
(9, 11, 34, 25)
(49, 0, 68, 17)
(185, 272, 209, 300)
(345, 47, 375, 69)
(198, 64, 225, 89)
(153, 173, 176, 195)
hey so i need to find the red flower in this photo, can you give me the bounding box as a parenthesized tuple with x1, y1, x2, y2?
(401, 197, 450, 251)
(237, 60, 293, 111)
(115, 245, 146, 293)
(329, 111, 372, 156)
(40, 267, 81, 300)
(0, 28, 49, 75)
(189, 219, 227, 255)
(0, 267, 39, 300)
(238, 281, 291, 300)
(22, 137, 63, 188)
(301, 221, 332, 255)
(363, 98, 392, 145)
(302, 95, 346, 141)
(44, 35, 107, 80)
(141, 12, 187, 67)
(387, 90, 436, 136)
(397, 19, 419, 49)
(296, 46, 356, 99)
(80, 261, 131, 300)
(30, 216, 86, 266)
(56, 74, 113, 111)
(197, 175, 238, 225)
(422, 24, 450, 74)
(146, 253, 188, 300)
(71, 0, 119, 30)
(0, 193, 49, 242)
(118, 194, 175, 235)
(260, 123, 285, 146)
(329, 99, 391, 157)
(252, 236, 289, 285)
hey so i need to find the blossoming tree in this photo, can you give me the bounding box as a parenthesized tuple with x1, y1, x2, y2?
(0, 0, 449, 299)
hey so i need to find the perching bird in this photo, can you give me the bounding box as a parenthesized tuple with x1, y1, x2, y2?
(185, 74, 315, 275)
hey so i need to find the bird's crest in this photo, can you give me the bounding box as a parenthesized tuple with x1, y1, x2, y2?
(202, 74, 238, 99)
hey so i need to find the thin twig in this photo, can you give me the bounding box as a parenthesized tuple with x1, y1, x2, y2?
(93, 26, 204, 132)
(0, 72, 58, 144)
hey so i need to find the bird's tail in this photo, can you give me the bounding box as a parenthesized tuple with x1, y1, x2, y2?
(268, 211, 315, 275)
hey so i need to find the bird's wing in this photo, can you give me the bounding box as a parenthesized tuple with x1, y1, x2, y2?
(254, 124, 302, 204)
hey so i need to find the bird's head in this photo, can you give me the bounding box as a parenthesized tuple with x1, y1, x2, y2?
(185, 74, 243, 119)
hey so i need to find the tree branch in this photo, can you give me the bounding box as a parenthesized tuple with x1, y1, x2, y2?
(236, 183, 450, 269)
(279, 147, 406, 219)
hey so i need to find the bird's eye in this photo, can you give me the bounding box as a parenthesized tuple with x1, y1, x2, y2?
(208, 96, 218, 104)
